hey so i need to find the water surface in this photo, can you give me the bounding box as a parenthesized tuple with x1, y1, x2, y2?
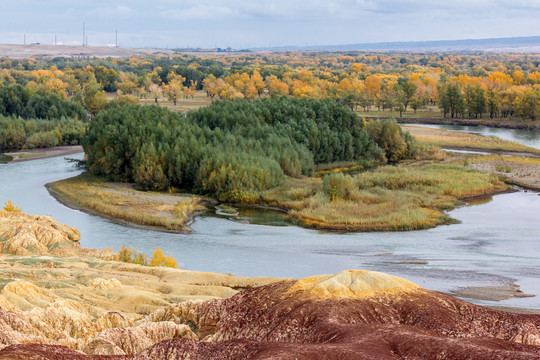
(408, 123, 540, 149)
(1, 153, 539, 309)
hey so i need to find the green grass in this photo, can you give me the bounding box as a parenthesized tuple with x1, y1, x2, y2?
(4, 257, 63, 267)
(18, 153, 46, 159)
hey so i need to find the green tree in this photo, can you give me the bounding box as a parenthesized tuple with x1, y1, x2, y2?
(438, 81, 464, 118)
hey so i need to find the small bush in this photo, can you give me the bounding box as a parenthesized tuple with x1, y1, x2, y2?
(366, 119, 416, 163)
(3, 200, 21, 212)
(322, 173, 355, 201)
(149, 248, 177, 268)
(117, 245, 149, 266)
(25, 131, 59, 149)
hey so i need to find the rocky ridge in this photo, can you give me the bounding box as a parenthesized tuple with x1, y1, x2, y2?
(0, 210, 539, 359)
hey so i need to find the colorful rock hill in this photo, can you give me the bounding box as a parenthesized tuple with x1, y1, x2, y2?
(0, 211, 539, 359)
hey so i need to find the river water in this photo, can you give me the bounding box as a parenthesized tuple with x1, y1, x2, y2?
(408, 123, 540, 150)
(1, 125, 539, 309)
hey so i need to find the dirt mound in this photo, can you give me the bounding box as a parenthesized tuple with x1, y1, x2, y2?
(1, 270, 539, 359)
(0, 210, 80, 256)
(287, 269, 421, 299)
(0, 212, 538, 358)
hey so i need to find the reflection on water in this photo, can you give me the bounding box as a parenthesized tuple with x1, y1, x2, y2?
(464, 195, 493, 206)
(1, 153, 540, 309)
(410, 124, 540, 149)
(235, 207, 290, 227)
(0, 155, 12, 164)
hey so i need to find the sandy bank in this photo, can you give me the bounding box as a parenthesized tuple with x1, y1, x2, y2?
(2, 145, 83, 163)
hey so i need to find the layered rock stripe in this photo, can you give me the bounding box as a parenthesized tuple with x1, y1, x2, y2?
(0, 211, 539, 359)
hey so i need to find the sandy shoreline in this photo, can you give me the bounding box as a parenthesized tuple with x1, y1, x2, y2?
(2, 145, 83, 163)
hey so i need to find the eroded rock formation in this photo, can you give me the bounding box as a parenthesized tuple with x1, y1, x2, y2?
(0, 210, 80, 256)
(0, 211, 283, 357)
(0, 211, 539, 359)
(0, 269, 538, 359)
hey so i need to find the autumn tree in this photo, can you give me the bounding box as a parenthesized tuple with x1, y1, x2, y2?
(84, 83, 107, 117)
(148, 83, 162, 103)
(202, 74, 219, 99)
(266, 75, 289, 97)
(163, 73, 186, 106)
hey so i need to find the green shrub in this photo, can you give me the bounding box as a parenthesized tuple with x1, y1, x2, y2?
(366, 119, 416, 163)
(323, 173, 356, 200)
(25, 131, 59, 149)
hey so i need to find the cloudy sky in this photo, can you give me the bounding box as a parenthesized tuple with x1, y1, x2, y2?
(1, 0, 539, 49)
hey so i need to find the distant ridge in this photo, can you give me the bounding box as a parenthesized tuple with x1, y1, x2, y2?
(255, 36, 540, 53)
(0, 44, 174, 59)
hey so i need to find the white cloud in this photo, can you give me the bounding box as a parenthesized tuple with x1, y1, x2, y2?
(161, 5, 238, 20)
(1, 0, 539, 48)
(88, 5, 133, 19)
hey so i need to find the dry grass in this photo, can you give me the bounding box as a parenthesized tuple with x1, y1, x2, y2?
(48, 174, 206, 232)
(357, 106, 444, 119)
(403, 125, 540, 155)
(463, 155, 540, 190)
(17, 153, 46, 159)
(140, 91, 212, 114)
(260, 164, 507, 231)
(49, 164, 508, 232)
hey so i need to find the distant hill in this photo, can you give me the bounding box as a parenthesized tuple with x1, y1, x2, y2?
(0, 44, 174, 59)
(256, 36, 540, 53)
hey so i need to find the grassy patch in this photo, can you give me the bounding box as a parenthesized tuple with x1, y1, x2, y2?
(216, 205, 238, 215)
(260, 164, 507, 231)
(4, 257, 63, 267)
(17, 153, 46, 159)
(48, 174, 205, 231)
(48, 164, 507, 232)
(140, 91, 212, 114)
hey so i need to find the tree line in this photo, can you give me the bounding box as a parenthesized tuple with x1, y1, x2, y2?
(83, 98, 416, 202)
(0, 84, 87, 151)
(1, 52, 538, 121)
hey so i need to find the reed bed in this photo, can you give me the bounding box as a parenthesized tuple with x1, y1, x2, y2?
(48, 174, 205, 231)
(261, 164, 507, 231)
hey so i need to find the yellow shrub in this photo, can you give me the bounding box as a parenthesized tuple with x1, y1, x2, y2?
(3, 200, 21, 212)
(117, 245, 149, 266)
(149, 248, 178, 268)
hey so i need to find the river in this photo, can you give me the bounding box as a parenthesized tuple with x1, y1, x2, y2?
(407, 123, 540, 150)
(1, 125, 539, 309)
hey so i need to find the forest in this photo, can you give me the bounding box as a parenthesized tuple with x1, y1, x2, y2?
(0, 51, 516, 230)
(83, 98, 415, 202)
(0, 84, 87, 151)
(0, 51, 538, 126)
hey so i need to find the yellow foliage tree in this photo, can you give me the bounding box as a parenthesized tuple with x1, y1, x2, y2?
(3, 201, 21, 212)
(149, 248, 177, 268)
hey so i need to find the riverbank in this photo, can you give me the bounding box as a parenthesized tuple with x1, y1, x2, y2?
(1, 210, 539, 358)
(47, 174, 209, 233)
(48, 163, 508, 233)
(369, 115, 540, 131)
(1, 145, 83, 163)
(402, 125, 540, 155)
(403, 126, 540, 190)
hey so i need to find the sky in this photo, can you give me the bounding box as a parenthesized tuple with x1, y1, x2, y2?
(1, 0, 539, 49)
